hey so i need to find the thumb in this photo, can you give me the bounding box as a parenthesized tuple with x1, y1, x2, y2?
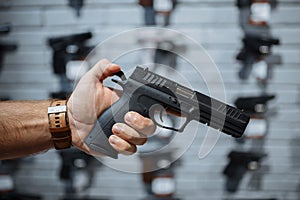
(88, 59, 121, 81)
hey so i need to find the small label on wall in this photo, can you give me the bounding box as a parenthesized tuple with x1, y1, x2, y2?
(250, 3, 271, 23)
(154, 0, 173, 12)
(245, 118, 267, 137)
(66, 60, 89, 81)
(0, 175, 14, 191)
(152, 177, 175, 195)
(253, 60, 268, 80)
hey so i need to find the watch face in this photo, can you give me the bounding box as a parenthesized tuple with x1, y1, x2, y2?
(48, 105, 67, 114)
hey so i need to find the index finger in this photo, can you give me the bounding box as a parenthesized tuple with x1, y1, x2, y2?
(124, 111, 156, 136)
(88, 59, 121, 81)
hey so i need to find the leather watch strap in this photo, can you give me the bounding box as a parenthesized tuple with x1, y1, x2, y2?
(48, 100, 72, 150)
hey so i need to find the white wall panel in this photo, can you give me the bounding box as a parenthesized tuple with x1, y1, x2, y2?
(0, 0, 299, 200)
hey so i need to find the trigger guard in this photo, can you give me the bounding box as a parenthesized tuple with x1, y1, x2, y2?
(149, 105, 189, 132)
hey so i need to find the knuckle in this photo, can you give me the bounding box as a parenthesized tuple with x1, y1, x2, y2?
(136, 121, 146, 130)
(144, 117, 154, 125)
(126, 133, 134, 141)
(123, 144, 136, 154)
(137, 118, 152, 130)
(99, 58, 110, 65)
(142, 123, 156, 136)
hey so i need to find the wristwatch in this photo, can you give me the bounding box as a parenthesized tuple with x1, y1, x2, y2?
(48, 100, 72, 150)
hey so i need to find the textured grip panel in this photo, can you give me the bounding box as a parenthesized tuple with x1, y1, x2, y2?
(85, 94, 130, 158)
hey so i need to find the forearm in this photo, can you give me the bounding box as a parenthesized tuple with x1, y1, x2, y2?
(0, 100, 53, 160)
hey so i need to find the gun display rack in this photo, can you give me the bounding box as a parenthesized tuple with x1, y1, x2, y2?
(222, 0, 281, 199)
(236, 0, 281, 91)
(136, 4, 182, 199)
(137, 40, 182, 200)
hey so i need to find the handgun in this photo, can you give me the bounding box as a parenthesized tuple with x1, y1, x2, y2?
(236, 35, 280, 80)
(237, 35, 280, 60)
(234, 95, 275, 114)
(243, 35, 279, 55)
(223, 150, 266, 192)
(0, 23, 11, 35)
(0, 23, 17, 73)
(0, 23, 17, 53)
(58, 148, 98, 194)
(85, 66, 250, 158)
(48, 32, 92, 74)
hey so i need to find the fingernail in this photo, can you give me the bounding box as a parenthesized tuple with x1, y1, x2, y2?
(109, 135, 119, 145)
(125, 112, 137, 123)
(113, 124, 122, 135)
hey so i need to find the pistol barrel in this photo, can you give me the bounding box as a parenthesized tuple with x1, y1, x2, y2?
(194, 91, 250, 137)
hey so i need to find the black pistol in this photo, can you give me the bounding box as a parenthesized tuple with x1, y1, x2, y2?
(236, 35, 280, 62)
(0, 23, 17, 74)
(85, 67, 250, 158)
(234, 95, 275, 114)
(47, 32, 92, 74)
(223, 150, 267, 193)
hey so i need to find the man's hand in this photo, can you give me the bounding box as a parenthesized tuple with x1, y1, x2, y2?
(67, 59, 156, 156)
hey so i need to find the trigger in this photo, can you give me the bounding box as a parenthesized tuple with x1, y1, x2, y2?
(111, 71, 127, 87)
(113, 71, 127, 81)
(112, 78, 125, 87)
(159, 109, 164, 123)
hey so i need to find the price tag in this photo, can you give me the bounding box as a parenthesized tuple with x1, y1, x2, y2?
(154, 0, 173, 12)
(253, 60, 268, 80)
(0, 175, 14, 191)
(152, 177, 175, 195)
(250, 2, 271, 24)
(66, 60, 89, 81)
(73, 170, 89, 192)
(245, 118, 267, 138)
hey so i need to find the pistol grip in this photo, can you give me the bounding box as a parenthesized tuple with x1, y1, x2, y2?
(85, 94, 130, 159)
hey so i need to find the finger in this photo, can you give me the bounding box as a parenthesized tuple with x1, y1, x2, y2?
(99, 63, 121, 82)
(88, 59, 121, 80)
(124, 112, 156, 135)
(112, 123, 147, 145)
(108, 135, 137, 155)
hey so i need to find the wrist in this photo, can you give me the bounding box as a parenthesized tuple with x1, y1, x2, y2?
(66, 97, 94, 154)
(67, 100, 75, 145)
